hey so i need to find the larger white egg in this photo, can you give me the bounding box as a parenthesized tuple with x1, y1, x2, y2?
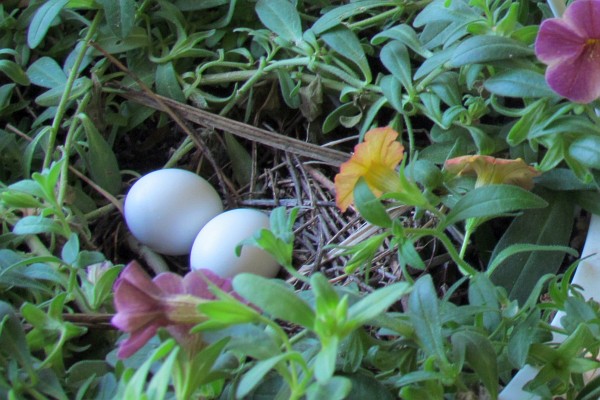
(190, 208, 280, 278)
(124, 169, 223, 255)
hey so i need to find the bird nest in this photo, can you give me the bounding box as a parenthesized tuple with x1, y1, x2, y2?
(92, 87, 467, 300)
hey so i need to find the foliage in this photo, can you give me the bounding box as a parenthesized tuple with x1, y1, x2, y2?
(0, 0, 599, 398)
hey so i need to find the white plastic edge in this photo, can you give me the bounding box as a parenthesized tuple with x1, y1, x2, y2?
(499, 214, 600, 399)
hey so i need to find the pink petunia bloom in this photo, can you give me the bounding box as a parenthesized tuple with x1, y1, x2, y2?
(111, 261, 238, 358)
(535, 0, 600, 103)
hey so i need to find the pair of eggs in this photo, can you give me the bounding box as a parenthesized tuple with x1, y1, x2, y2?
(123, 169, 280, 278)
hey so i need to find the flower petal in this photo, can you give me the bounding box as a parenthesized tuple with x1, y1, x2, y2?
(111, 309, 166, 332)
(181, 270, 213, 298)
(116, 325, 158, 359)
(535, 18, 587, 65)
(545, 43, 600, 103)
(354, 127, 403, 170)
(153, 272, 185, 295)
(113, 278, 163, 313)
(334, 162, 368, 212)
(563, 0, 600, 38)
(334, 127, 404, 212)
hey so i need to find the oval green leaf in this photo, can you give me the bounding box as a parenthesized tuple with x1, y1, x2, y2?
(443, 184, 548, 227)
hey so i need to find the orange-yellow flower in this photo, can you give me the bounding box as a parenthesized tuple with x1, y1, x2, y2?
(444, 155, 541, 189)
(334, 127, 405, 212)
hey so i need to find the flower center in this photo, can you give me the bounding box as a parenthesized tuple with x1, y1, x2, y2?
(364, 163, 404, 195)
(165, 294, 209, 325)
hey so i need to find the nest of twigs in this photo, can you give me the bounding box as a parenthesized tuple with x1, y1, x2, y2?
(88, 83, 472, 303)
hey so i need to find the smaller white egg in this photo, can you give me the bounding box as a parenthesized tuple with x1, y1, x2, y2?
(124, 169, 223, 255)
(190, 208, 280, 278)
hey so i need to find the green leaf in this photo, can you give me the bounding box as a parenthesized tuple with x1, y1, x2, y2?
(344, 372, 395, 400)
(311, 273, 340, 312)
(0, 302, 35, 376)
(155, 62, 185, 103)
(276, 69, 301, 108)
(307, 376, 352, 400)
(78, 114, 122, 195)
(26, 57, 66, 88)
(0, 60, 30, 86)
(443, 184, 548, 227)
(506, 98, 547, 146)
(451, 331, 498, 399)
(61, 233, 80, 265)
(314, 336, 339, 383)
(487, 243, 578, 276)
(398, 238, 426, 270)
(507, 311, 542, 368)
(467, 273, 501, 331)
(574, 191, 600, 215)
(120, 340, 177, 398)
(347, 281, 411, 329)
(485, 69, 556, 98)
(146, 345, 178, 400)
(196, 300, 260, 327)
(380, 41, 413, 91)
(94, 26, 150, 54)
(13, 215, 67, 237)
(256, 0, 302, 44)
(311, 0, 391, 35)
(27, 0, 70, 49)
(322, 102, 359, 133)
(224, 133, 252, 187)
(321, 25, 371, 83)
(372, 24, 430, 58)
(97, 0, 136, 39)
(380, 75, 404, 112)
(353, 178, 392, 228)
(449, 35, 533, 67)
(233, 274, 315, 327)
(490, 189, 574, 304)
(408, 275, 447, 363)
(237, 352, 302, 398)
(35, 77, 91, 107)
(569, 136, 600, 169)
(90, 265, 122, 310)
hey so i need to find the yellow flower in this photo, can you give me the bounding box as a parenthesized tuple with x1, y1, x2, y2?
(334, 127, 405, 212)
(444, 155, 541, 190)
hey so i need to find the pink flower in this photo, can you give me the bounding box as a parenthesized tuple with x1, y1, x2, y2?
(535, 0, 600, 103)
(111, 261, 237, 358)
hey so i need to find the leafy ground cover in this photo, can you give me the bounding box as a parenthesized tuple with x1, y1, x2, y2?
(1, 0, 600, 398)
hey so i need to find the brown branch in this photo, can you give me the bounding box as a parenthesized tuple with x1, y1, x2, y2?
(112, 87, 350, 167)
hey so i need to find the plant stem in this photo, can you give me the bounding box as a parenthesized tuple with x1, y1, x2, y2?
(57, 92, 92, 207)
(43, 12, 102, 169)
(348, 7, 403, 30)
(403, 112, 415, 162)
(406, 227, 478, 276)
(459, 226, 472, 259)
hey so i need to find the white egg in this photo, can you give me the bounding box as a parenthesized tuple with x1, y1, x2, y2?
(190, 208, 280, 278)
(124, 169, 223, 255)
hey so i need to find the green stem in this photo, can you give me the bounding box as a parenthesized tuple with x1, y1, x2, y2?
(259, 316, 311, 397)
(57, 92, 92, 207)
(459, 226, 472, 259)
(405, 227, 478, 276)
(220, 57, 268, 116)
(348, 7, 403, 30)
(403, 112, 415, 162)
(43, 12, 102, 169)
(164, 136, 195, 168)
(415, 66, 446, 93)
